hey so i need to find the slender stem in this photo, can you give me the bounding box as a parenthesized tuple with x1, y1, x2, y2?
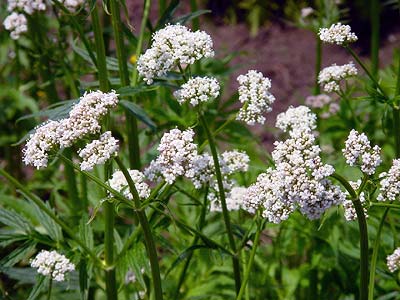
(64, 148, 81, 214)
(114, 157, 163, 300)
(371, 202, 400, 209)
(174, 187, 208, 298)
(370, 0, 380, 77)
(110, 0, 141, 169)
(47, 278, 53, 300)
(198, 115, 236, 152)
(189, 0, 200, 30)
(368, 207, 390, 300)
(314, 36, 322, 95)
(0, 168, 101, 265)
(199, 114, 241, 294)
(131, 0, 151, 85)
(236, 221, 262, 300)
(331, 172, 369, 300)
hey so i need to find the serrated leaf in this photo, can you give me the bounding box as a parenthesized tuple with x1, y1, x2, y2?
(0, 208, 32, 233)
(0, 240, 36, 267)
(119, 100, 156, 131)
(16, 99, 77, 123)
(79, 215, 94, 249)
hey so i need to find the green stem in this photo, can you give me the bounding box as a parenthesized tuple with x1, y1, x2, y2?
(331, 172, 369, 300)
(110, 0, 141, 169)
(174, 187, 208, 298)
(371, 202, 400, 209)
(190, 0, 200, 31)
(0, 168, 101, 265)
(370, 0, 380, 77)
(47, 278, 53, 300)
(132, 0, 151, 85)
(199, 114, 241, 294)
(314, 35, 322, 95)
(198, 115, 236, 151)
(368, 207, 390, 300)
(236, 221, 262, 300)
(114, 157, 163, 300)
(64, 148, 81, 214)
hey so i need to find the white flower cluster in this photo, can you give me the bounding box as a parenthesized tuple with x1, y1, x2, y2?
(78, 132, 119, 171)
(185, 153, 214, 189)
(174, 76, 220, 106)
(236, 70, 275, 125)
(62, 0, 85, 11)
(145, 128, 197, 184)
(3, 12, 27, 40)
(137, 24, 214, 84)
(377, 159, 400, 201)
(220, 150, 250, 175)
(318, 22, 358, 45)
(318, 62, 358, 93)
(342, 129, 382, 175)
(243, 106, 345, 223)
(305, 94, 340, 119)
(387, 248, 400, 273)
(108, 169, 150, 200)
(23, 90, 119, 169)
(343, 180, 368, 221)
(210, 184, 248, 212)
(7, 0, 46, 15)
(30, 250, 75, 282)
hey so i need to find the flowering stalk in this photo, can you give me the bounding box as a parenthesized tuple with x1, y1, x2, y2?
(331, 172, 369, 300)
(236, 218, 263, 300)
(110, 0, 140, 169)
(114, 157, 163, 300)
(91, 5, 116, 299)
(46, 278, 53, 300)
(314, 36, 322, 95)
(199, 114, 242, 294)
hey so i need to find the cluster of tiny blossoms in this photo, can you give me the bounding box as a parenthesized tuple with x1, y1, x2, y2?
(3, 12, 27, 40)
(387, 248, 400, 273)
(30, 250, 75, 282)
(343, 180, 368, 221)
(377, 159, 400, 201)
(23, 90, 119, 169)
(305, 94, 339, 119)
(108, 170, 150, 200)
(342, 129, 382, 175)
(318, 22, 358, 45)
(7, 0, 46, 15)
(78, 132, 119, 171)
(243, 106, 345, 222)
(174, 76, 220, 106)
(137, 24, 214, 84)
(62, 0, 85, 11)
(236, 70, 275, 125)
(318, 62, 358, 93)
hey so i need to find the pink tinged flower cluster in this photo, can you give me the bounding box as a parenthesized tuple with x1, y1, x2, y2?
(318, 62, 358, 93)
(30, 250, 75, 282)
(108, 169, 150, 200)
(137, 24, 214, 84)
(7, 0, 46, 15)
(236, 70, 275, 125)
(318, 22, 358, 45)
(342, 129, 382, 175)
(78, 131, 119, 171)
(377, 159, 400, 202)
(3, 12, 27, 40)
(23, 90, 119, 169)
(243, 106, 345, 223)
(387, 248, 400, 273)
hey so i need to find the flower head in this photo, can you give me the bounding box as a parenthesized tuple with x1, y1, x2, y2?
(387, 248, 400, 273)
(62, 0, 85, 11)
(319, 22, 358, 45)
(7, 0, 46, 14)
(236, 70, 275, 125)
(174, 76, 220, 106)
(78, 131, 119, 171)
(108, 169, 150, 200)
(318, 62, 358, 93)
(377, 159, 400, 201)
(3, 12, 27, 40)
(31, 250, 75, 282)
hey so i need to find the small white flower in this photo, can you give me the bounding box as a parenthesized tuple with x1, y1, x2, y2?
(318, 62, 358, 93)
(305, 94, 332, 109)
(78, 132, 119, 171)
(220, 150, 250, 175)
(62, 0, 85, 11)
(387, 248, 400, 272)
(342, 129, 382, 175)
(276, 105, 316, 134)
(7, 0, 46, 14)
(31, 250, 75, 282)
(174, 76, 220, 106)
(301, 7, 314, 18)
(3, 12, 27, 40)
(236, 70, 275, 125)
(185, 153, 214, 189)
(108, 169, 150, 200)
(319, 22, 358, 45)
(377, 159, 400, 201)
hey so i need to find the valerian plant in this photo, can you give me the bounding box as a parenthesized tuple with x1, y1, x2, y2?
(1, 1, 400, 300)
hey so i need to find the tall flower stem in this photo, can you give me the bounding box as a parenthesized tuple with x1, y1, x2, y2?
(236, 219, 262, 300)
(110, 0, 141, 170)
(314, 36, 322, 95)
(114, 157, 163, 300)
(91, 5, 116, 299)
(199, 114, 241, 294)
(331, 172, 368, 300)
(46, 278, 53, 300)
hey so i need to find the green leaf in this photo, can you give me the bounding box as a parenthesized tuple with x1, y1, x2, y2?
(172, 10, 211, 25)
(0, 208, 32, 233)
(16, 99, 77, 123)
(0, 240, 36, 267)
(78, 259, 89, 300)
(155, 0, 180, 30)
(119, 100, 157, 132)
(117, 85, 158, 97)
(79, 215, 94, 250)
(27, 275, 47, 300)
